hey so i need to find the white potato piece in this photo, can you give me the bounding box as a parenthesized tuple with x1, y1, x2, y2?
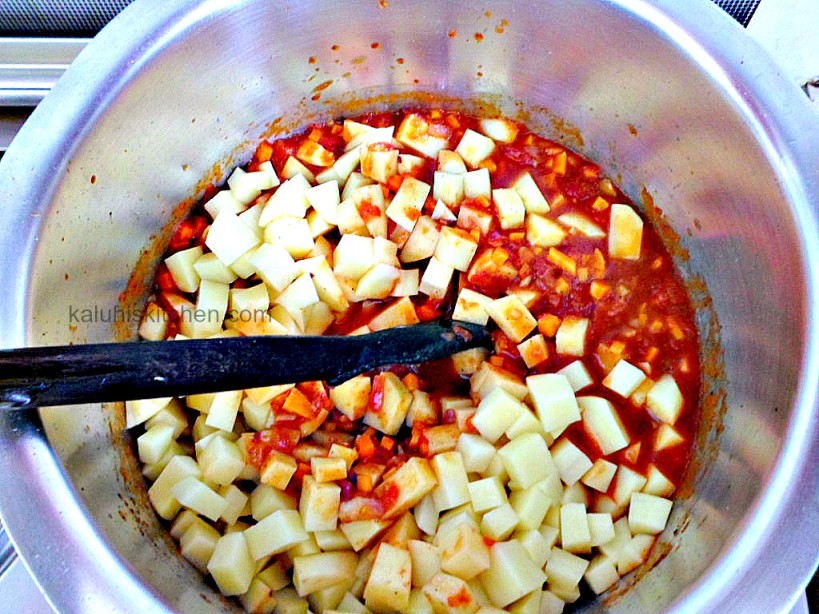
(455, 129, 496, 169)
(517, 334, 549, 368)
(207, 532, 255, 596)
(171, 476, 227, 522)
(362, 372, 412, 436)
(526, 374, 580, 435)
(206, 210, 262, 266)
(478, 117, 519, 143)
(646, 374, 684, 424)
(550, 439, 593, 486)
(557, 212, 605, 239)
(603, 360, 647, 398)
(433, 171, 465, 207)
(244, 509, 308, 560)
(492, 188, 526, 229)
(555, 316, 590, 357)
(588, 512, 616, 548)
(438, 523, 490, 581)
(423, 572, 479, 614)
(259, 173, 311, 226)
(396, 113, 449, 158)
(485, 295, 537, 343)
(584, 555, 619, 595)
(471, 387, 527, 443)
(468, 476, 507, 512)
(642, 464, 675, 497)
(137, 424, 175, 465)
(463, 168, 491, 200)
(434, 226, 478, 271)
(205, 189, 245, 218)
(612, 465, 648, 507)
(364, 543, 412, 614)
(578, 396, 630, 455)
(478, 540, 547, 608)
(165, 246, 203, 293)
(513, 173, 550, 215)
(431, 451, 471, 512)
(299, 476, 341, 532)
(526, 213, 565, 247)
(361, 145, 398, 184)
(654, 423, 685, 451)
(148, 454, 202, 520)
(305, 180, 341, 225)
(419, 257, 454, 300)
(560, 503, 592, 554)
(400, 216, 440, 263)
(293, 551, 359, 597)
(557, 360, 593, 392)
(608, 203, 643, 260)
(452, 288, 492, 326)
(628, 493, 673, 535)
(498, 433, 554, 489)
(194, 252, 237, 284)
(367, 297, 420, 330)
(198, 435, 245, 485)
(581, 458, 618, 493)
(180, 517, 220, 572)
(545, 548, 589, 592)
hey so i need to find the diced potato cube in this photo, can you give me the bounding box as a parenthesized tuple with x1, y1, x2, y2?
(434, 226, 478, 272)
(437, 149, 467, 174)
(478, 540, 547, 608)
(468, 476, 507, 513)
(244, 509, 308, 560)
(171, 476, 228, 522)
(431, 451, 470, 512)
(126, 397, 173, 430)
(373, 456, 438, 519)
(368, 296, 420, 331)
(492, 188, 526, 229)
(357, 263, 401, 300)
(272, 587, 311, 614)
(387, 177, 431, 231)
(550, 439, 593, 486)
(361, 145, 399, 184)
(432, 199, 457, 223)
(305, 179, 341, 225)
(642, 464, 675, 497)
(577, 396, 630, 455)
(557, 360, 593, 392)
(628, 492, 672, 535)
(293, 551, 359, 596)
(498, 433, 554, 489)
(340, 520, 391, 551)
(603, 360, 647, 397)
(612, 465, 648, 506)
(297, 139, 335, 167)
(616, 533, 655, 575)
(180, 517, 220, 571)
(584, 554, 619, 594)
(299, 475, 341, 532)
(259, 450, 298, 491)
(509, 481, 552, 530)
(581, 458, 618, 493)
(199, 435, 245, 485)
(391, 268, 421, 297)
(452, 347, 489, 376)
(419, 257, 455, 299)
(205, 389, 243, 432)
(478, 117, 518, 143)
(433, 171, 465, 207)
(525, 213, 565, 248)
(138, 424, 176, 466)
(165, 245, 203, 293)
(259, 173, 311, 225)
(485, 295, 537, 343)
(513, 173, 549, 214)
(557, 212, 605, 239)
(517, 334, 549, 368)
(363, 372, 412, 435)
(423, 572, 479, 614)
(207, 532, 255, 596)
(148, 455, 201, 520)
(205, 189, 245, 218)
(560, 503, 592, 554)
(396, 113, 450, 158)
(456, 433, 496, 474)
(463, 168, 491, 200)
(545, 548, 589, 590)
(364, 543, 412, 613)
(206, 210, 262, 266)
(409, 540, 442, 587)
(608, 204, 643, 260)
(311, 456, 347, 483)
(334, 234, 376, 280)
(471, 362, 529, 401)
(587, 512, 616, 548)
(646, 374, 684, 424)
(555, 316, 590, 357)
(401, 216, 440, 263)
(452, 288, 492, 326)
(526, 374, 580, 435)
(438, 523, 490, 581)
(471, 388, 527, 443)
(264, 216, 315, 259)
(455, 129, 496, 169)
(481, 503, 519, 542)
(654, 423, 685, 451)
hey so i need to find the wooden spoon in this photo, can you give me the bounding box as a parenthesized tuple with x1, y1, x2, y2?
(0, 322, 490, 410)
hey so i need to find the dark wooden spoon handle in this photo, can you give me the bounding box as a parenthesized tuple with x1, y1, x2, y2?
(0, 322, 490, 410)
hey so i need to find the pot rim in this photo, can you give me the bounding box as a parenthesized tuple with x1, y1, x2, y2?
(0, 0, 817, 612)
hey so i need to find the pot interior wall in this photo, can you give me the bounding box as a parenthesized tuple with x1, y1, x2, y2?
(17, 0, 809, 611)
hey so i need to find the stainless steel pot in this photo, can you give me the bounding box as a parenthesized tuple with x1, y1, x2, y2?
(0, 0, 817, 612)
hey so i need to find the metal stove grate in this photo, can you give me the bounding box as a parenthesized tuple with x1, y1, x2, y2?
(0, 0, 135, 37)
(712, 0, 763, 26)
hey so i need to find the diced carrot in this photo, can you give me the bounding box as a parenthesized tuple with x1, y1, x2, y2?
(402, 373, 421, 391)
(538, 314, 561, 337)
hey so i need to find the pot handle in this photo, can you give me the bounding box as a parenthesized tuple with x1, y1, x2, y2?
(0, 523, 17, 578)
